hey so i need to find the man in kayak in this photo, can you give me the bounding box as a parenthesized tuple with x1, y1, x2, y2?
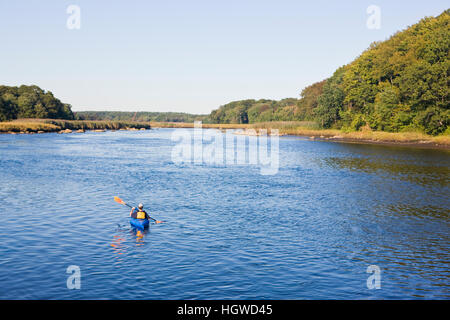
(130, 203, 150, 221)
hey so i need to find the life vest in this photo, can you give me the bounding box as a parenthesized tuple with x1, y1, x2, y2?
(136, 210, 146, 220)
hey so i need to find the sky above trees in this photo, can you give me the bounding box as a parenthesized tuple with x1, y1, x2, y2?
(0, 0, 448, 113)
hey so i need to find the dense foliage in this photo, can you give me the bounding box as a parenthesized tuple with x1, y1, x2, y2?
(0, 85, 74, 121)
(75, 111, 206, 123)
(207, 10, 450, 135)
(333, 9, 449, 135)
(208, 98, 301, 124)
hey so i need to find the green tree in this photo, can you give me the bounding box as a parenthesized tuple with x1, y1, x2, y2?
(0, 85, 74, 121)
(315, 67, 346, 128)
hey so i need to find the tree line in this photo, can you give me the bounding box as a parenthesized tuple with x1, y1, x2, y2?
(0, 86, 205, 123)
(207, 10, 450, 135)
(75, 111, 206, 123)
(0, 85, 74, 121)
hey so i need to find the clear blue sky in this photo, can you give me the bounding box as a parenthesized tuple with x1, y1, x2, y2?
(0, 1, 448, 114)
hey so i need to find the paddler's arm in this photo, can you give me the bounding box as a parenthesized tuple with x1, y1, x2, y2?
(145, 211, 156, 222)
(130, 207, 136, 216)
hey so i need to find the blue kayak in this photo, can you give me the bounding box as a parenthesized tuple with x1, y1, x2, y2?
(130, 218, 149, 230)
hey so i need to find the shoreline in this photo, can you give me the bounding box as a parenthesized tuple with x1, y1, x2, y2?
(0, 119, 151, 134)
(0, 120, 448, 151)
(148, 122, 450, 151)
(305, 135, 450, 151)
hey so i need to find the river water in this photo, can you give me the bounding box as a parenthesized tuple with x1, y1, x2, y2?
(0, 128, 448, 299)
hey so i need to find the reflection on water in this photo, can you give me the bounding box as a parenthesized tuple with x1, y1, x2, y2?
(111, 226, 151, 263)
(322, 156, 450, 187)
(111, 235, 126, 258)
(317, 143, 450, 299)
(386, 204, 450, 220)
(134, 228, 149, 245)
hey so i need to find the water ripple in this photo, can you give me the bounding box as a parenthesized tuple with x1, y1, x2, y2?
(0, 130, 448, 299)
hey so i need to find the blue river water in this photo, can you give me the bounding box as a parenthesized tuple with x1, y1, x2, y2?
(0, 128, 448, 299)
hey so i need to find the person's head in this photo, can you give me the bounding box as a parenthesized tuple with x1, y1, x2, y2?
(138, 203, 144, 210)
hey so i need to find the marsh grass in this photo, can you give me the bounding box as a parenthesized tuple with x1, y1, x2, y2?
(278, 126, 449, 146)
(149, 121, 319, 130)
(149, 122, 250, 129)
(0, 121, 60, 132)
(1, 119, 448, 148)
(0, 119, 151, 132)
(46, 119, 151, 130)
(150, 121, 450, 147)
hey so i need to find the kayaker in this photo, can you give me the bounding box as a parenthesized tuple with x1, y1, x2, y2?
(130, 203, 150, 221)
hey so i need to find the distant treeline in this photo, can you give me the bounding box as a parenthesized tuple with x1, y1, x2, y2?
(75, 111, 207, 123)
(207, 10, 450, 135)
(0, 85, 74, 121)
(207, 96, 318, 124)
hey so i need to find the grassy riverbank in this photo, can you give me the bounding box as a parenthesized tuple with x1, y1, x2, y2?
(149, 121, 450, 149)
(0, 119, 151, 133)
(1, 119, 448, 149)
